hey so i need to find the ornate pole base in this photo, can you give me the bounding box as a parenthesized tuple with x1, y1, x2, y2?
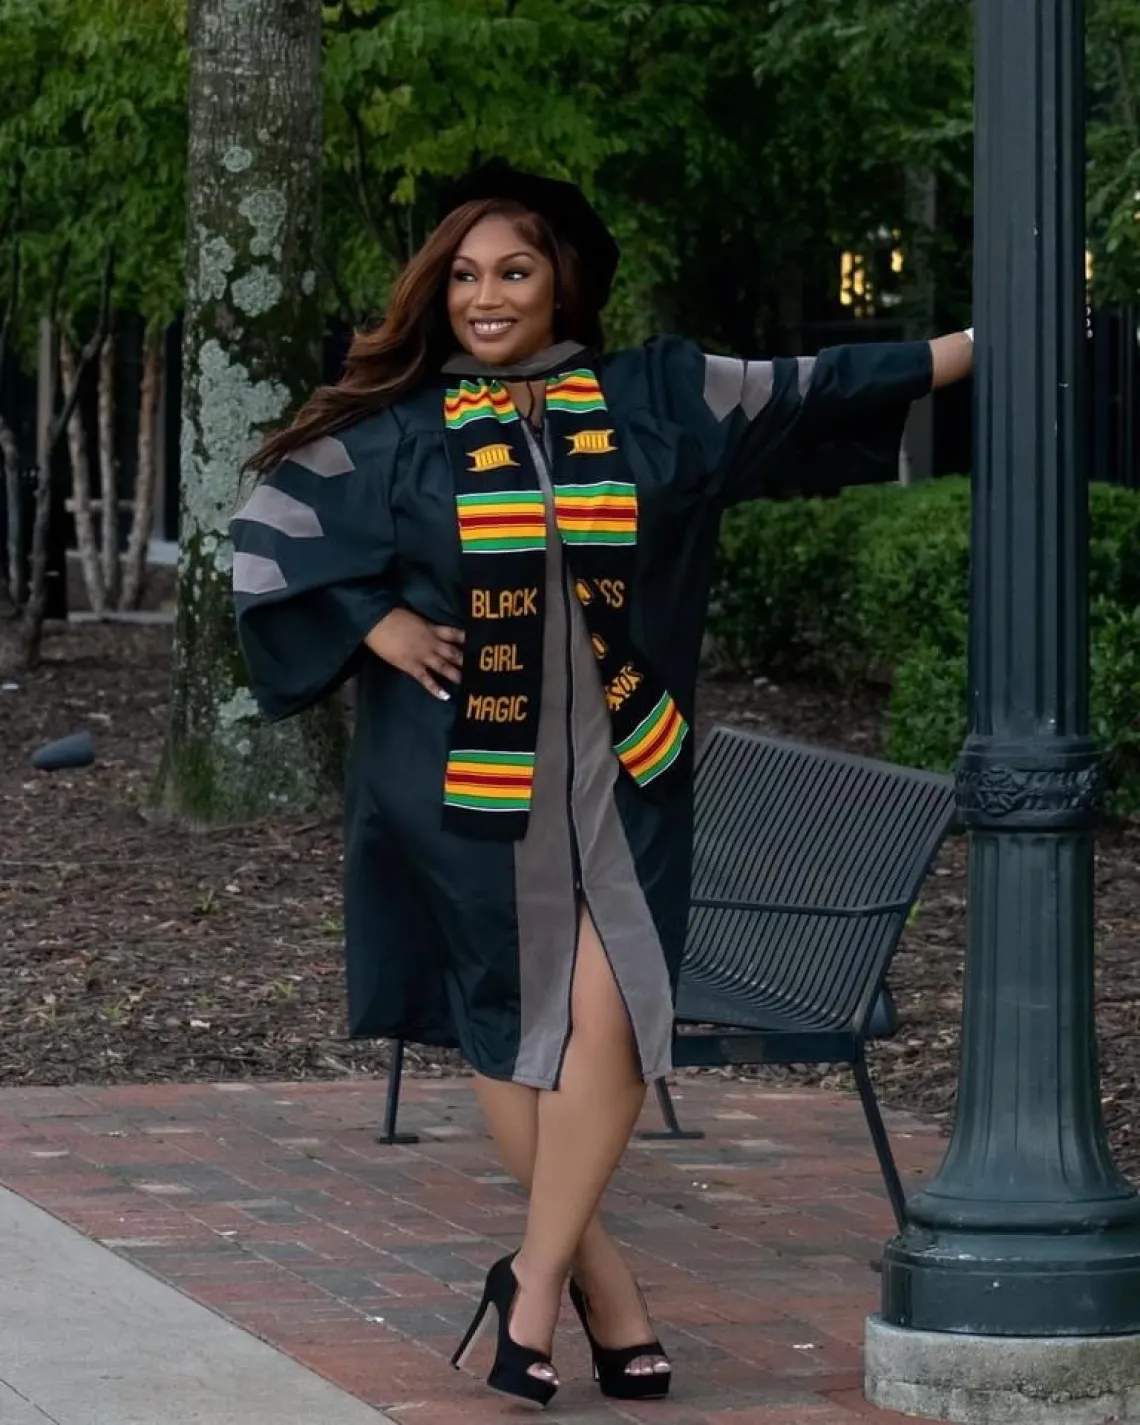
(865, 763, 1140, 1417)
(866, 1318, 1140, 1423)
(877, 784, 1140, 1340)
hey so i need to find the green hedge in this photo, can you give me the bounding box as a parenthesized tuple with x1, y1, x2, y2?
(710, 477, 1140, 816)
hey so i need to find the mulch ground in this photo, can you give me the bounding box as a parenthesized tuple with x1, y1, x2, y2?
(2, 622, 1138, 1179)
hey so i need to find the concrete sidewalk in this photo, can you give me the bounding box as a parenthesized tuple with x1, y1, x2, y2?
(0, 1187, 393, 1425)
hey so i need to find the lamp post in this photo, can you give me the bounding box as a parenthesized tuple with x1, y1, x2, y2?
(865, 0, 1140, 1418)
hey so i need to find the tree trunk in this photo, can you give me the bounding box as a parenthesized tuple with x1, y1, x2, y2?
(15, 455, 54, 669)
(1, 267, 113, 673)
(119, 331, 162, 611)
(60, 337, 106, 613)
(99, 327, 120, 605)
(0, 413, 21, 607)
(157, 0, 343, 824)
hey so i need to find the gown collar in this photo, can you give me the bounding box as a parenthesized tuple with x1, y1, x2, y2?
(439, 340, 589, 383)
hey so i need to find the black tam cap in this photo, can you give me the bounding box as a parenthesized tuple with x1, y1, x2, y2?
(439, 159, 620, 305)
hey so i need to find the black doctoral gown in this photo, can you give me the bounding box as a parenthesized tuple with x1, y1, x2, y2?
(231, 335, 933, 1087)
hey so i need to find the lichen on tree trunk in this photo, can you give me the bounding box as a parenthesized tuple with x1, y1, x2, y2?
(158, 0, 344, 825)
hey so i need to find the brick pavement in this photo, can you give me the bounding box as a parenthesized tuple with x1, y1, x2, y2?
(0, 1075, 946, 1424)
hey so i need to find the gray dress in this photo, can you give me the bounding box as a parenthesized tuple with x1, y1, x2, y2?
(510, 423, 674, 1088)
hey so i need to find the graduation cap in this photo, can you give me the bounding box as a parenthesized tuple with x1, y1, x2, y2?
(439, 159, 620, 305)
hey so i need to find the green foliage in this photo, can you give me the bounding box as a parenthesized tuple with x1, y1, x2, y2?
(0, 0, 186, 348)
(751, 0, 974, 303)
(711, 477, 1140, 815)
(1090, 600, 1140, 816)
(1087, 0, 1140, 303)
(1088, 482, 1140, 608)
(712, 484, 894, 677)
(2, 0, 1139, 361)
(884, 640, 967, 772)
(319, 0, 794, 344)
(852, 476, 970, 662)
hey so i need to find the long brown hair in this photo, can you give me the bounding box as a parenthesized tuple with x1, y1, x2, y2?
(246, 199, 605, 474)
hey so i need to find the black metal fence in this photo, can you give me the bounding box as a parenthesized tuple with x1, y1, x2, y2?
(1089, 306, 1139, 490)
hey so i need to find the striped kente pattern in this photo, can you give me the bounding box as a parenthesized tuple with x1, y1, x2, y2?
(456, 490, 546, 554)
(554, 480, 637, 546)
(444, 750, 536, 812)
(546, 370, 607, 414)
(614, 692, 688, 787)
(445, 382, 518, 430)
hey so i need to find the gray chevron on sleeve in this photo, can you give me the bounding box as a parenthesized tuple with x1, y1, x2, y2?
(233, 551, 288, 596)
(703, 354, 777, 423)
(290, 435, 355, 477)
(234, 483, 323, 539)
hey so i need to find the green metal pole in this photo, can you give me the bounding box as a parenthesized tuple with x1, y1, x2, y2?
(879, 0, 1140, 1335)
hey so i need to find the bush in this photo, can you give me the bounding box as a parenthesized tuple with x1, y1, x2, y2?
(853, 479, 970, 664)
(885, 643, 966, 771)
(709, 477, 1140, 814)
(1091, 600, 1140, 818)
(712, 484, 895, 677)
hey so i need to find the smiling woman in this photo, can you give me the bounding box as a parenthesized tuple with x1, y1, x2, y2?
(229, 158, 972, 1411)
(447, 215, 558, 366)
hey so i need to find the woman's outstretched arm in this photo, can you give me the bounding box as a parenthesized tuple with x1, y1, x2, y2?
(930, 330, 975, 390)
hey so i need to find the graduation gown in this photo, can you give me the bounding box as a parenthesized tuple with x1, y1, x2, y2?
(231, 335, 933, 1087)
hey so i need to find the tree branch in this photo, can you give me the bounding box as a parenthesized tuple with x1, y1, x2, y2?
(1111, 28, 1139, 140)
(316, 246, 361, 329)
(0, 160, 25, 378)
(0, 236, 19, 388)
(347, 105, 389, 252)
(47, 240, 72, 334)
(48, 248, 115, 454)
(1, 220, 23, 608)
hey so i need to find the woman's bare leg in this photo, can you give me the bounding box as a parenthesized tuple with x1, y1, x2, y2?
(475, 1073, 670, 1377)
(484, 911, 666, 1377)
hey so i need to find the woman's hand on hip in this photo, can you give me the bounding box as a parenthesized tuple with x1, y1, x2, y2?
(365, 609, 465, 701)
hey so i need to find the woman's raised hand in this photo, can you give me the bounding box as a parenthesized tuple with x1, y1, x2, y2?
(365, 608, 465, 701)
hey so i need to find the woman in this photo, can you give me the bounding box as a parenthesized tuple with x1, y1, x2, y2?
(232, 160, 973, 1407)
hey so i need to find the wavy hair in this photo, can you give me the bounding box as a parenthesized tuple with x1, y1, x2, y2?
(246, 199, 605, 474)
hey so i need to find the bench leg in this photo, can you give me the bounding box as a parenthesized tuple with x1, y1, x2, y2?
(377, 1039, 419, 1146)
(853, 1053, 906, 1232)
(639, 1078, 705, 1141)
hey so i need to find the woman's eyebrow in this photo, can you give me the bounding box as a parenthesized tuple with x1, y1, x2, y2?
(454, 249, 536, 265)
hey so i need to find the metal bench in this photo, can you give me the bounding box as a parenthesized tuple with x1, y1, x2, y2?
(379, 727, 957, 1231)
(655, 727, 956, 1230)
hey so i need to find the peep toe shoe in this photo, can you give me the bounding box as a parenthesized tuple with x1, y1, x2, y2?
(451, 1255, 559, 1407)
(568, 1276, 672, 1400)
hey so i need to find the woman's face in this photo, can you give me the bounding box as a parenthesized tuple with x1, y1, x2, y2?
(447, 213, 557, 366)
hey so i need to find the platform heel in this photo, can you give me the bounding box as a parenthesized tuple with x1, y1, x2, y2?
(451, 1255, 558, 1408)
(568, 1277, 672, 1401)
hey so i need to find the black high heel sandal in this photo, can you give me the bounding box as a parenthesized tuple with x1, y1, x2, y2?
(450, 1255, 559, 1408)
(568, 1277, 672, 1401)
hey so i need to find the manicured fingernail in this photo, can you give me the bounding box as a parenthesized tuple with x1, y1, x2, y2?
(437, 689, 451, 701)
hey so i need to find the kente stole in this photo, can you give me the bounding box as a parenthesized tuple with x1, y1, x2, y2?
(442, 366, 688, 840)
